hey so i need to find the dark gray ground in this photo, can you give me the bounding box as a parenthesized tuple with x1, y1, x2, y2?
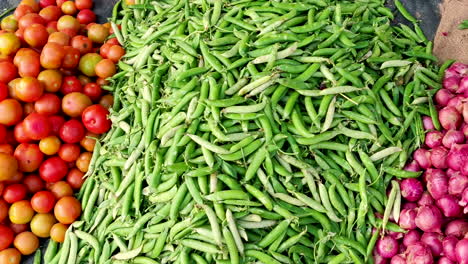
(0, 0, 441, 263)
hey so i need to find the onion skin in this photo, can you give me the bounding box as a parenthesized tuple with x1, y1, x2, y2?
(439, 106, 462, 130)
(455, 238, 468, 264)
(459, 76, 468, 94)
(448, 171, 468, 195)
(445, 219, 468, 239)
(403, 229, 421, 247)
(421, 232, 444, 257)
(443, 236, 459, 262)
(376, 235, 399, 259)
(422, 116, 436, 130)
(462, 123, 468, 137)
(427, 173, 448, 200)
(404, 160, 421, 172)
(390, 254, 406, 264)
(460, 188, 468, 207)
(405, 242, 434, 264)
(402, 202, 418, 210)
(400, 178, 424, 202)
(463, 102, 468, 123)
(443, 76, 461, 93)
(374, 249, 390, 264)
(438, 257, 454, 264)
(447, 62, 468, 76)
(435, 89, 455, 107)
(425, 131, 444, 148)
(447, 96, 464, 113)
(418, 192, 435, 206)
(399, 208, 417, 230)
(415, 205, 443, 233)
(430, 146, 449, 169)
(442, 130, 465, 149)
(447, 144, 468, 171)
(414, 148, 432, 170)
(436, 195, 462, 217)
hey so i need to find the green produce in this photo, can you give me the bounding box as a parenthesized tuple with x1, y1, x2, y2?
(47, 0, 441, 263)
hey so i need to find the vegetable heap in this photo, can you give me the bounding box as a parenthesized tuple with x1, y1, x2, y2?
(374, 62, 468, 264)
(44, 0, 446, 263)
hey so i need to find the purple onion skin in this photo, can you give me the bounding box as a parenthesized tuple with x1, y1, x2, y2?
(421, 232, 444, 257)
(447, 144, 468, 171)
(377, 236, 399, 259)
(430, 146, 449, 169)
(461, 160, 468, 176)
(405, 242, 434, 264)
(439, 106, 462, 130)
(403, 229, 421, 247)
(462, 123, 468, 137)
(438, 257, 454, 264)
(424, 169, 446, 184)
(442, 130, 465, 149)
(422, 116, 436, 130)
(404, 160, 421, 172)
(374, 249, 390, 264)
(415, 205, 443, 233)
(436, 195, 462, 217)
(459, 76, 468, 94)
(425, 130, 444, 148)
(460, 188, 468, 207)
(390, 254, 407, 264)
(399, 208, 417, 230)
(427, 174, 448, 200)
(443, 236, 459, 262)
(447, 62, 468, 76)
(455, 239, 468, 264)
(400, 178, 424, 202)
(464, 102, 468, 124)
(447, 96, 464, 113)
(435, 89, 455, 107)
(413, 148, 432, 170)
(445, 219, 468, 239)
(443, 76, 461, 92)
(448, 171, 468, 195)
(402, 202, 418, 210)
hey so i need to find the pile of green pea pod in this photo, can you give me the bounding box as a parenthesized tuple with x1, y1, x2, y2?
(40, 0, 446, 263)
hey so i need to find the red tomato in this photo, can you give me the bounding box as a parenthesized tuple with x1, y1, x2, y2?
(77, 9, 96, 25)
(60, 75, 82, 94)
(0, 61, 17, 83)
(38, 69, 62, 93)
(0, 248, 21, 264)
(34, 93, 61, 116)
(62, 46, 80, 69)
(23, 113, 51, 140)
(22, 103, 35, 116)
(13, 122, 31, 144)
(48, 181, 72, 199)
(23, 24, 48, 48)
(56, 0, 67, 7)
(17, 55, 41, 78)
(31, 191, 55, 213)
(75, 0, 93, 10)
(50, 223, 67, 242)
(18, 14, 45, 29)
(15, 77, 43, 102)
(14, 5, 34, 20)
(48, 32, 69, 46)
(0, 33, 21, 57)
(14, 231, 39, 255)
(66, 168, 84, 189)
(0, 225, 14, 250)
(40, 42, 65, 69)
(39, 0, 56, 8)
(71, 35, 92, 55)
(99, 94, 113, 109)
(48, 115, 65, 135)
(0, 99, 23, 126)
(61, 1, 77, 15)
(0, 199, 8, 222)
(46, 21, 58, 33)
(0, 83, 7, 102)
(107, 45, 125, 63)
(54, 196, 81, 224)
(57, 15, 80, 37)
(23, 174, 45, 193)
(39, 156, 68, 182)
(95, 59, 116, 79)
(106, 37, 120, 45)
(9, 223, 28, 234)
(87, 24, 108, 44)
(0, 125, 6, 143)
(83, 83, 102, 102)
(39, 6, 62, 24)
(81, 104, 111, 134)
(80, 131, 97, 152)
(3, 171, 23, 185)
(57, 143, 80, 162)
(59, 120, 85, 143)
(13, 143, 44, 173)
(75, 151, 91, 172)
(13, 48, 39, 67)
(0, 153, 18, 181)
(62, 92, 91, 117)
(2, 184, 27, 204)
(20, 0, 40, 12)
(77, 75, 91, 86)
(99, 43, 112, 58)
(0, 144, 13, 155)
(9, 200, 34, 224)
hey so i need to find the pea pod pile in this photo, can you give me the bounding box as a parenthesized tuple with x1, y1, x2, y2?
(44, 0, 442, 263)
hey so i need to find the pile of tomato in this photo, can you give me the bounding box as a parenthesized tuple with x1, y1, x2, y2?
(0, 0, 122, 262)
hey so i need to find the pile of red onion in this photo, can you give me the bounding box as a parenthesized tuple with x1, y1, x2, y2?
(374, 63, 468, 264)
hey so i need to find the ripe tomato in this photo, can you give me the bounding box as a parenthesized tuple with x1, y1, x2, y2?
(14, 143, 44, 173)
(23, 174, 45, 193)
(99, 94, 113, 109)
(13, 122, 31, 143)
(23, 24, 48, 48)
(57, 15, 80, 37)
(30, 213, 55, 238)
(39, 156, 68, 182)
(23, 113, 51, 140)
(13, 48, 39, 66)
(0, 125, 6, 144)
(54, 196, 81, 224)
(76, 151, 91, 172)
(39, 135, 61, 155)
(77, 75, 91, 86)
(0, 248, 21, 264)
(66, 168, 84, 189)
(0, 99, 23, 126)
(75, 0, 93, 10)
(1, 16, 19, 33)
(87, 24, 108, 44)
(34, 93, 61, 116)
(0, 153, 18, 181)
(71, 35, 92, 54)
(58, 143, 80, 162)
(46, 21, 58, 33)
(40, 42, 65, 69)
(99, 42, 112, 58)
(20, 0, 40, 12)
(13, 231, 39, 255)
(3, 171, 24, 185)
(31, 191, 55, 213)
(78, 53, 102, 76)
(0, 33, 21, 56)
(3, 184, 27, 204)
(23, 103, 35, 116)
(60, 75, 82, 94)
(14, 5, 34, 20)
(48, 32, 69, 46)
(9, 223, 28, 234)
(62, 92, 91, 117)
(83, 83, 102, 102)
(50, 223, 67, 242)
(15, 77, 43, 102)
(48, 115, 65, 135)
(77, 9, 96, 25)
(0, 61, 18, 83)
(59, 120, 85, 143)
(106, 37, 119, 46)
(48, 181, 73, 199)
(17, 55, 41, 78)
(80, 131, 97, 152)
(62, 46, 80, 69)
(82, 104, 111, 134)
(0, 83, 8, 102)
(9, 200, 34, 224)
(61, 1, 77, 15)
(0, 225, 14, 251)
(38, 69, 62, 93)
(0, 199, 8, 222)
(0, 144, 12, 155)
(39, 6, 62, 24)
(108, 45, 125, 63)
(18, 14, 45, 29)
(95, 59, 116, 79)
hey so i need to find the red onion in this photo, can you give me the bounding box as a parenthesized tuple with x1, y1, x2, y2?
(447, 144, 468, 171)
(403, 230, 421, 247)
(461, 161, 468, 176)
(442, 130, 465, 149)
(402, 202, 418, 210)
(415, 205, 442, 233)
(455, 239, 468, 264)
(400, 178, 423, 202)
(463, 102, 468, 124)
(448, 171, 468, 195)
(447, 96, 463, 113)
(399, 208, 417, 230)
(445, 219, 468, 238)
(405, 242, 433, 264)
(404, 160, 421, 172)
(427, 172, 448, 200)
(462, 123, 468, 137)
(430, 146, 449, 169)
(413, 148, 432, 170)
(422, 116, 436, 130)
(418, 191, 435, 206)
(390, 254, 406, 264)
(377, 235, 399, 259)
(447, 62, 468, 76)
(388, 230, 404, 240)
(435, 89, 455, 107)
(439, 106, 462, 130)
(458, 76, 468, 94)
(421, 232, 443, 257)
(425, 131, 444, 148)
(460, 188, 468, 207)
(436, 195, 462, 217)
(374, 251, 390, 264)
(438, 257, 454, 264)
(443, 76, 461, 92)
(424, 168, 447, 183)
(442, 236, 459, 262)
